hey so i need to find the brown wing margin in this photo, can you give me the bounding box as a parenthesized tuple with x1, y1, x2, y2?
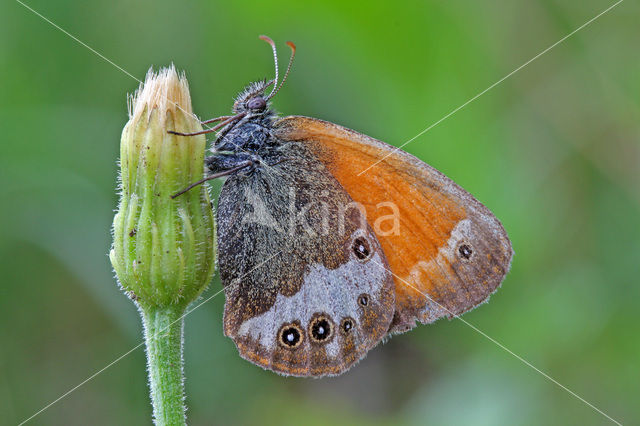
(275, 116, 513, 333)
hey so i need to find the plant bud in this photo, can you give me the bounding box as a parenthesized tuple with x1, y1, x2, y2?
(110, 66, 215, 308)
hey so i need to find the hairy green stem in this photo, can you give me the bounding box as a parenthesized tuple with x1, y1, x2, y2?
(141, 304, 187, 426)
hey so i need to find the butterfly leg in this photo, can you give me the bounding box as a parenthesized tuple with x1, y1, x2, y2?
(205, 151, 259, 175)
(171, 152, 257, 199)
(171, 156, 255, 199)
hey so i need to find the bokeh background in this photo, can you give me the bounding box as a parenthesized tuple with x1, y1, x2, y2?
(1, 0, 638, 424)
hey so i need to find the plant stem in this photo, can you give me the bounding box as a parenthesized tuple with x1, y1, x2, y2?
(141, 304, 187, 426)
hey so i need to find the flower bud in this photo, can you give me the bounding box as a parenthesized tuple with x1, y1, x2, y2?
(110, 66, 215, 308)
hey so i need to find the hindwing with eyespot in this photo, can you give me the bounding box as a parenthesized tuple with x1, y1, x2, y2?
(218, 140, 395, 377)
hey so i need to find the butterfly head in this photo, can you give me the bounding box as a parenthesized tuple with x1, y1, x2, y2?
(232, 79, 273, 115)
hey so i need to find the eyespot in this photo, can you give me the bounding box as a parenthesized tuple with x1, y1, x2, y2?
(358, 294, 369, 307)
(340, 317, 355, 334)
(352, 237, 372, 261)
(458, 243, 473, 260)
(278, 323, 304, 349)
(247, 96, 267, 111)
(309, 315, 334, 343)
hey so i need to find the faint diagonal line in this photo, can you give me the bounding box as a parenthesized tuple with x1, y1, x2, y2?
(17, 343, 145, 426)
(14, 0, 141, 82)
(369, 258, 622, 425)
(18, 250, 283, 425)
(13, 0, 279, 178)
(357, 0, 624, 177)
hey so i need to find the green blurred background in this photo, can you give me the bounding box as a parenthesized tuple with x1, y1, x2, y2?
(1, 0, 638, 424)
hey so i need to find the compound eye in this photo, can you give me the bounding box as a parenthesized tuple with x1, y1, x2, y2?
(247, 96, 267, 111)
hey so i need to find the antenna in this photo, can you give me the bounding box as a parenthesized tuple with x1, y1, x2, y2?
(267, 41, 296, 100)
(259, 35, 279, 98)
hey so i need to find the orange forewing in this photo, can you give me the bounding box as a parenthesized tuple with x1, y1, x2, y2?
(275, 116, 513, 333)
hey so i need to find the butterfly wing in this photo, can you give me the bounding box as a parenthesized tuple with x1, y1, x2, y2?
(218, 141, 395, 376)
(275, 116, 513, 334)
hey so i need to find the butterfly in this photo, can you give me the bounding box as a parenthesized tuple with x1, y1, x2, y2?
(170, 36, 513, 377)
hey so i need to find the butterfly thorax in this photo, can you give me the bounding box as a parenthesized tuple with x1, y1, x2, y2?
(206, 81, 284, 175)
(215, 115, 277, 153)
